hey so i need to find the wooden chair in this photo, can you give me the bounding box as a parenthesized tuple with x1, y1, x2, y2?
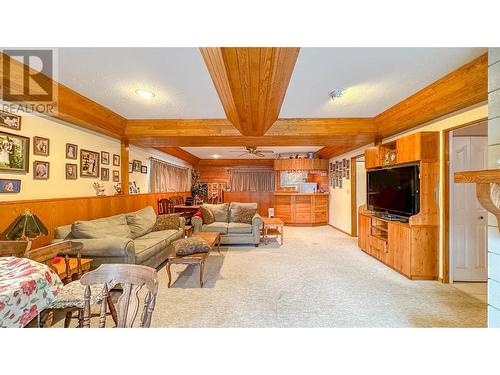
(80, 264, 158, 328)
(158, 198, 175, 214)
(26, 241, 117, 328)
(0, 240, 30, 257)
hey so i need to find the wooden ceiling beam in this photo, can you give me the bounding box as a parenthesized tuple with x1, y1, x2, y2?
(155, 147, 200, 166)
(197, 159, 274, 167)
(200, 47, 300, 136)
(0, 52, 126, 138)
(375, 53, 488, 139)
(124, 118, 375, 148)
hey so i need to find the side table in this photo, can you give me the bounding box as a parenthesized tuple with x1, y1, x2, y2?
(261, 217, 284, 245)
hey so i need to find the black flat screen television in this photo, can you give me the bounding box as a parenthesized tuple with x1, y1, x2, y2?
(367, 165, 420, 218)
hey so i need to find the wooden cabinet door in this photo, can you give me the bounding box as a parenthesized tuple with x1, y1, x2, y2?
(396, 133, 421, 163)
(389, 223, 411, 276)
(358, 214, 371, 251)
(365, 147, 380, 169)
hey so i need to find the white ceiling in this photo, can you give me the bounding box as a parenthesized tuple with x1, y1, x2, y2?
(53, 47, 486, 120)
(182, 146, 322, 159)
(280, 47, 486, 118)
(57, 48, 225, 118)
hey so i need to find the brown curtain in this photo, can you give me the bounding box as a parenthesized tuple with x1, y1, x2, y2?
(229, 169, 275, 192)
(150, 158, 191, 192)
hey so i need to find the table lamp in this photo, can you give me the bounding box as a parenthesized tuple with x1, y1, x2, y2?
(3, 209, 48, 250)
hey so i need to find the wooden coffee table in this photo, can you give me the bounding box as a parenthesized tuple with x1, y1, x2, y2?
(261, 217, 284, 245)
(166, 231, 221, 288)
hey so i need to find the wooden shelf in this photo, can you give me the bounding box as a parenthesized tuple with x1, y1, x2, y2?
(454, 169, 500, 231)
(372, 225, 388, 233)
(454, 169, 500, 183)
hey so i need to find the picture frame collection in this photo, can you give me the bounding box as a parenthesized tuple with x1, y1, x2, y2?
(329, 158, 350, 189)
(0, 109, 150, 194)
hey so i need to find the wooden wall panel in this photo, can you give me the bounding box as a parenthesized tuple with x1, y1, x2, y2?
(0, 192, 190, 248)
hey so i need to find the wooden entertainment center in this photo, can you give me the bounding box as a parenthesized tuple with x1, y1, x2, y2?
(358, 132, 439, 280)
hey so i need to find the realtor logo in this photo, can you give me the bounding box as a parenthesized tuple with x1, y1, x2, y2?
(1, 49, 58, 115)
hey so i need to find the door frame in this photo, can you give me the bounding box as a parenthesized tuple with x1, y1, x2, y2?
(443, 117, 488, 283)
(350, 154, 364, 237)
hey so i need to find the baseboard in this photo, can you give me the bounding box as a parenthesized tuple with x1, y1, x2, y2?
(328, 224, 353, 237)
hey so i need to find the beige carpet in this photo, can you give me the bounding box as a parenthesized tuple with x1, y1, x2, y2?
(149, 226, 486, 328)
(53, 226, 487, 327)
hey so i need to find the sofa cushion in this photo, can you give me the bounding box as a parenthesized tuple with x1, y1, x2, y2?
(71, 214, 132, 239)
(200, 205, 215, 224)
(153, 213, 180, 231)
(204, 203, 230, 222)
(126, 206, 157, 239)
(201, 222, 228, 234)
(227, 222, 253, 234)
(172, 237, 211, 256)
(230, 202, 258, 223)
(133, 229, 180, 263)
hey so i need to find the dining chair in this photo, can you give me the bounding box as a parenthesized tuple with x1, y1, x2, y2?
(26, 241, 117, 328)
(80, 264, 158, 328)
(0, 240, 30, 257)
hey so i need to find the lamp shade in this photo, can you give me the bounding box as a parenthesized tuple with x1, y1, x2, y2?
(3, 209, 48, 241)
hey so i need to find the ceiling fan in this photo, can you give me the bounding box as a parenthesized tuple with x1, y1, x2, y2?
(230, 146, 274, 157)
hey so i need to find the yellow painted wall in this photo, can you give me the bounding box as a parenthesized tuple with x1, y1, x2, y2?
(0, 113, 191, 201)
(329, 104, 488, 279)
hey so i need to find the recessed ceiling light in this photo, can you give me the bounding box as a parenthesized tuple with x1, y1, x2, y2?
(135, 89, 155, 99)
(212, 154, 221, 159)
(329, 89, 345, 101)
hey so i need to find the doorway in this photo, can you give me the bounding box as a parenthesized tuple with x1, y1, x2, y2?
(350, 155, 366, 237)
(449, 121, 488, 282)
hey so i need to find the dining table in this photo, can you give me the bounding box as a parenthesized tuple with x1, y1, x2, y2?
(0, 257, 63, 328)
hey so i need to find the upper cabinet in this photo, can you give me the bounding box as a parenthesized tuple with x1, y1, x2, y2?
(274, 158, 329, 171)
(364, 132, 439, 169)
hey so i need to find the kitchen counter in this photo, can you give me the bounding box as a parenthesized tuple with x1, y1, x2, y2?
(273, 192, 329, 226)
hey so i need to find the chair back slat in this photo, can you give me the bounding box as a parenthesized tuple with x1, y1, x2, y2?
(0, 241, 30, 257)
(80, 264, 158, 328)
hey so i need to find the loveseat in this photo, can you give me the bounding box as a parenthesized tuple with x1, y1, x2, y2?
(53, 206, 185, 269)
(191, 202, 262, 246)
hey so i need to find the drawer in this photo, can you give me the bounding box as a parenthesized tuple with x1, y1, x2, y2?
(369, 236, 387, 253)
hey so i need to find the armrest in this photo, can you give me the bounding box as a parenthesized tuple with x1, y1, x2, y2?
(192, 216, 203, 232)
(179, 216, 186, 230)
(57, 237, 136, 262)
(252, 213, 263, 228)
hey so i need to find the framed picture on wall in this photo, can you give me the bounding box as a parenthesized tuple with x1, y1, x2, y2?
(33, 136, 50, 156)
(0, 110, 21, 131)
(0, 178, 21, 193)
(113, 170, 120, 182)
(0, 131, 30, 172)
(101, 151, 110, 165)
(128, 163, 133, 173)
(34, 160, 50, 180)
(101, 167, 109, 181)
(141, 165, 147, 174)
(132, 160, 142, 172)
(65, 163, 77, 179)
(80, 149, 100, 178)
(113, 154, 120, 166)
(66, 143, 78, 159)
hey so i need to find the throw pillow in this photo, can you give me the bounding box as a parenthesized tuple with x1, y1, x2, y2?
(200, 205, 215, 224)
(233, 206, 257, 224)
(125, 206, 157, 238)
(172, 237, 211, 256)
(204, 203, 230, 222)
(71, 214, 132, 239)
(153, 213, 180, 231)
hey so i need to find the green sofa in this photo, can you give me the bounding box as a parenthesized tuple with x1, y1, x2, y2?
(53, 206, 185, 269)
(191, 202, 262, 246)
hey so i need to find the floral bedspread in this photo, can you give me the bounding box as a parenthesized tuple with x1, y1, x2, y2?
(0, 257, 63, 328)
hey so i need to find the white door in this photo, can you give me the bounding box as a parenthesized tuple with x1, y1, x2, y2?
(450, 136, 488, 282)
